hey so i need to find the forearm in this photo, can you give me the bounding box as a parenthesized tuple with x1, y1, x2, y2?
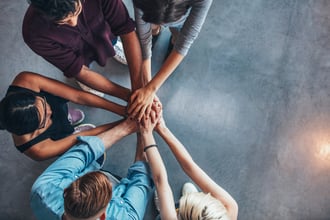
(157, 126, 238, 220)
(12, 71, 125, 116)
(141, 59, 152, 85)
(141, 131, 177, 218)
(75, 92, 126, 116)
(121, 32, 143, 91)
(156, 126, 193, 164)
(76, 66, 131, 101)
(98, 119, 136, 150)
(25, 121, 123, 161)
(140, 132, 165, 178)
(147, 50, 184, 92)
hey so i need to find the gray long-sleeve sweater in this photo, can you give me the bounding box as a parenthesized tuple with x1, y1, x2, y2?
(134, 0, 213, 59)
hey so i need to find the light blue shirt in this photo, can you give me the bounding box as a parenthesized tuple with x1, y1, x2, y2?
(30, 136, 154, 220)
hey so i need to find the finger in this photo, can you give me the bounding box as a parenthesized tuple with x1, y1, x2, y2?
(137, 106, 147, 122)
(146, 104, 152, 120)
(127, 93, 138, 114)
(141, 115, 146, 128)
(130, 102, 144, 119)
(155, 110, 161, 123)
(148, 110, 154, 124)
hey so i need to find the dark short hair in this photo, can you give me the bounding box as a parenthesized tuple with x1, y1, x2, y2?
(64, 171, 112, 218)
(133, 0, 191, 24)
(28, 0, 79, 21)
(0, 92, 40, 135)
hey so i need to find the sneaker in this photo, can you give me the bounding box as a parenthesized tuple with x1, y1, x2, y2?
(113, 39, 128, 65)
(73, 123, 96, 134)
(76, 81, 105, 98)
(181, 182, 198, 196)
(68, 108, 85, 126)
(154, 190, 160, 212)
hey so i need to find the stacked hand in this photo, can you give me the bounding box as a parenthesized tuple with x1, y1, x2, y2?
(128, 86, 162, 121)
(138, 100, 162, 134)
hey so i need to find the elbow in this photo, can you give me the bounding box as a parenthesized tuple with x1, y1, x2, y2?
(227, 198, 239, 220)
(152, 172, 168, 189)
(180, 156, 196, 174)
(24, 147, 51, 161)
(29, 151, 50, 161)
(14, 71, 34, 82)
(27, 153, 48, 161)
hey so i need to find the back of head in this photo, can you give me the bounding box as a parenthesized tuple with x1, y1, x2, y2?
(64, 171, 112, 219)
(28, 0, 78, 21)
(178, 192, 230, 220)
(133, 0, 191, 24)
(0, 92, 39, 135)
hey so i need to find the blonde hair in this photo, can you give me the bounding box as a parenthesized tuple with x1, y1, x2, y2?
(178, 192, 230, 220)
(63, 171, 112, 219)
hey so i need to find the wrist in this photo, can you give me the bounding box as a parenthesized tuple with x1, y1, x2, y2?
(140, 130, 152, 137)
(156, 125, 167, 135)
(122, 119, 137, 133)
(146, 81, 157, 93)
(143, 144, 158, 152)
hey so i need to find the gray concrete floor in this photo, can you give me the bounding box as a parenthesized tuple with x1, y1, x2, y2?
(1, 0, 330, 219)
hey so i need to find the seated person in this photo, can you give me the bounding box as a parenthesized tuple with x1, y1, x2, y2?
(138, 110, 239, 219)
(30, 118, 154, 220)
(128, 0, 213, 120)
(23, 0, 144, 98)
(0, 71, 128, 161)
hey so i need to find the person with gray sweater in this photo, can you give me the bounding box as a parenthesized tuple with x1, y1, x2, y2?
(129, 0, 213, 121)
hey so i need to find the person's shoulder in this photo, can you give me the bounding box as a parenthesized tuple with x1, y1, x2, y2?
(22, 6, 52, 40)
(23, 5, 47, 26)
(30, 181, 64, 220)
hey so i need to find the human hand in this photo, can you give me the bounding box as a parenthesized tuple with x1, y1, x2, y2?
(128, 86, 155, 121)
(150, 95, 162, 123)
(138, 108, 161, 135)
(123, 117, 139, 133)
(155, 112, 167, 133)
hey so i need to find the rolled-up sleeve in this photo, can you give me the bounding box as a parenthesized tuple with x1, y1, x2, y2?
(134, 7, 152, 59)
(174, 0, 213, 56)
(30, 136, 105, 220)
(102, 0, 136, 36)
(107, 161, 154, 219)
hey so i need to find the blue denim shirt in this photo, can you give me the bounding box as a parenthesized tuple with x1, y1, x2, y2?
(30, 136, 154, 220)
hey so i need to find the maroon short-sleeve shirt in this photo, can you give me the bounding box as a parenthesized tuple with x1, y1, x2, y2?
(22, 0, 135, 77)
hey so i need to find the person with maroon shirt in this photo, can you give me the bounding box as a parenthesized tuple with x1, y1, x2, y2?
(23, 0, 145, 100)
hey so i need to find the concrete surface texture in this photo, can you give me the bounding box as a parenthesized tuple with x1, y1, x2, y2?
(0, 0, 330, 219)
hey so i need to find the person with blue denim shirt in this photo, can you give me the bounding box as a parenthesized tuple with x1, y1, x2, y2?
(30, 118, 154, 220)
(128, 0, 213, 121)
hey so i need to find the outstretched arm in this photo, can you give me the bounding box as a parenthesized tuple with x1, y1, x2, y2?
(12, 71, 127, 116)
(156, 120, 238, 220)
(75, 66, 131, 102)
(139, 112, 177, 219)
(23, 120, 123, 161)
(24, 118, 136, 161)
(128, 51, 183, 121)
(120, 31, 144, 91)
